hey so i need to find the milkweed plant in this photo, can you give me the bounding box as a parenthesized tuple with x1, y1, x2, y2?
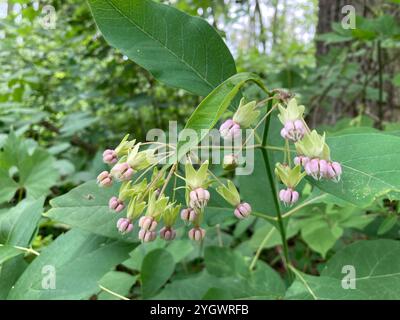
(97, 96, 342, 243)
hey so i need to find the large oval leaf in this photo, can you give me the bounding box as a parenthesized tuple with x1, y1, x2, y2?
(286, 239, 400, 300)
(313, 133, 400, 207)
(45, 180, 137, 242)
(88, 0, 236, 96)
(141, 248, 175, 299)
(8, 229, 134, 300)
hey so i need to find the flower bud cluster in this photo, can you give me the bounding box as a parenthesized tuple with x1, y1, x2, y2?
(276, 98, 343, 206)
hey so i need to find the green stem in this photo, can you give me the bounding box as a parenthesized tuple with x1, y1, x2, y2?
(260, 98, 293, 281)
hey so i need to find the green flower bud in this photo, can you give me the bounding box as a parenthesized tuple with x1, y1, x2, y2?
(146, 192, 169, 220)
(115, 134, 136, 157)
(162, 203, 181, 227)
(233, 98, 260, 128)
(126, 196, 146, 221)
(185, 160, 210, 190)
(295, 130, 331, 160)
(278, 98, 305, 124)
(274, 163, 306, 189)
(216, 180, 241, 207)
(126, 143, 157, 171)
(118, 181, 135, 201)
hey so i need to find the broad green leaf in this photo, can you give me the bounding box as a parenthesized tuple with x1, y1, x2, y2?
(321, 239, 400, 300)
(313, 133, 400, 206)
(0, 133, 58, 203)
(288, 239, 400, 300)
(0, 257, 28, 299)
(0, 197, 44, 246)
(98, 271, 138, 300)
(285, 270, 367, 300)
(153, 271, 217, 300)
(202, 288, 234, 300)
(293, 204, 373, 258)
(203, 246, 285, 299)
(0, 245, 25, 264)
(141, 248, 175, 299)
(0, 198, 44, 298)
(8, 229, 133, 300)
(46, 180, 137, 242)
(177, 72, 267, 159)
(204, 246, 249, 277)
(154, 260, 285, 300)
(124, 238, 166, 271)
(165, 239, 195, 263)
(88, 0, 236, 96)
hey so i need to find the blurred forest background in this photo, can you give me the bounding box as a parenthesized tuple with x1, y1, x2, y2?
(0, 0, 399, 271)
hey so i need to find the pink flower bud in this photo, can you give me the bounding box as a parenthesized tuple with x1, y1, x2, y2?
(304, 158, 321, 180)
(318, 159, 329, 178)
(219, 119, 241, 140)
(103, 149, 118, 164)
(294, 155, 310, 166)
(160, 227, 176, 241)
(304, 158, 342, 181)
(138, 216, 157, 232)
(189, 188, 210, 209)
(234, 202, 252, 219)
(188, 227, 206, 241)
(97, 171, 113, 187)
(279, 188, 299, 206)
(180, 208, 197, 222)
(109, 196, 125, 212)
(330, 161, 342, 182)
(111, 162, 134, 181)
(138, 229, 156, 242)
(280, 120, 305, 142)
(117, 218, 133, 234)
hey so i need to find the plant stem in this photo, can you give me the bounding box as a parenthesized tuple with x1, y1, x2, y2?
(260, 99, 293, 281)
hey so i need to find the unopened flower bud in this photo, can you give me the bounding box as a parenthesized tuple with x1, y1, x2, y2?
(189, 188, 210, 209)
(304, 158, 321, 180)
(138, 216, 157, 231)
(330, 162, 342, 181)
(109, 196, 125, 212)
(138, 229, 156, 242)
(323, 161, 342, 182)
(234, 202, 252, 219)
(117, 218, 133, 234)
(304, 158, 342, 181)
(188, 227, 206, 241)
(159, 227, 176, 241)
(103, 149, 118, 164)
(280, 120, 306, 142)
(219, 119, 241, 140)
(294, 155, 310, 166)
(111, 162, 134, 181)
(180, 208, 197, 222)
(223, 154, 238, 170)
(279, 188, 299, 206)
(97, 171, 113, 187)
